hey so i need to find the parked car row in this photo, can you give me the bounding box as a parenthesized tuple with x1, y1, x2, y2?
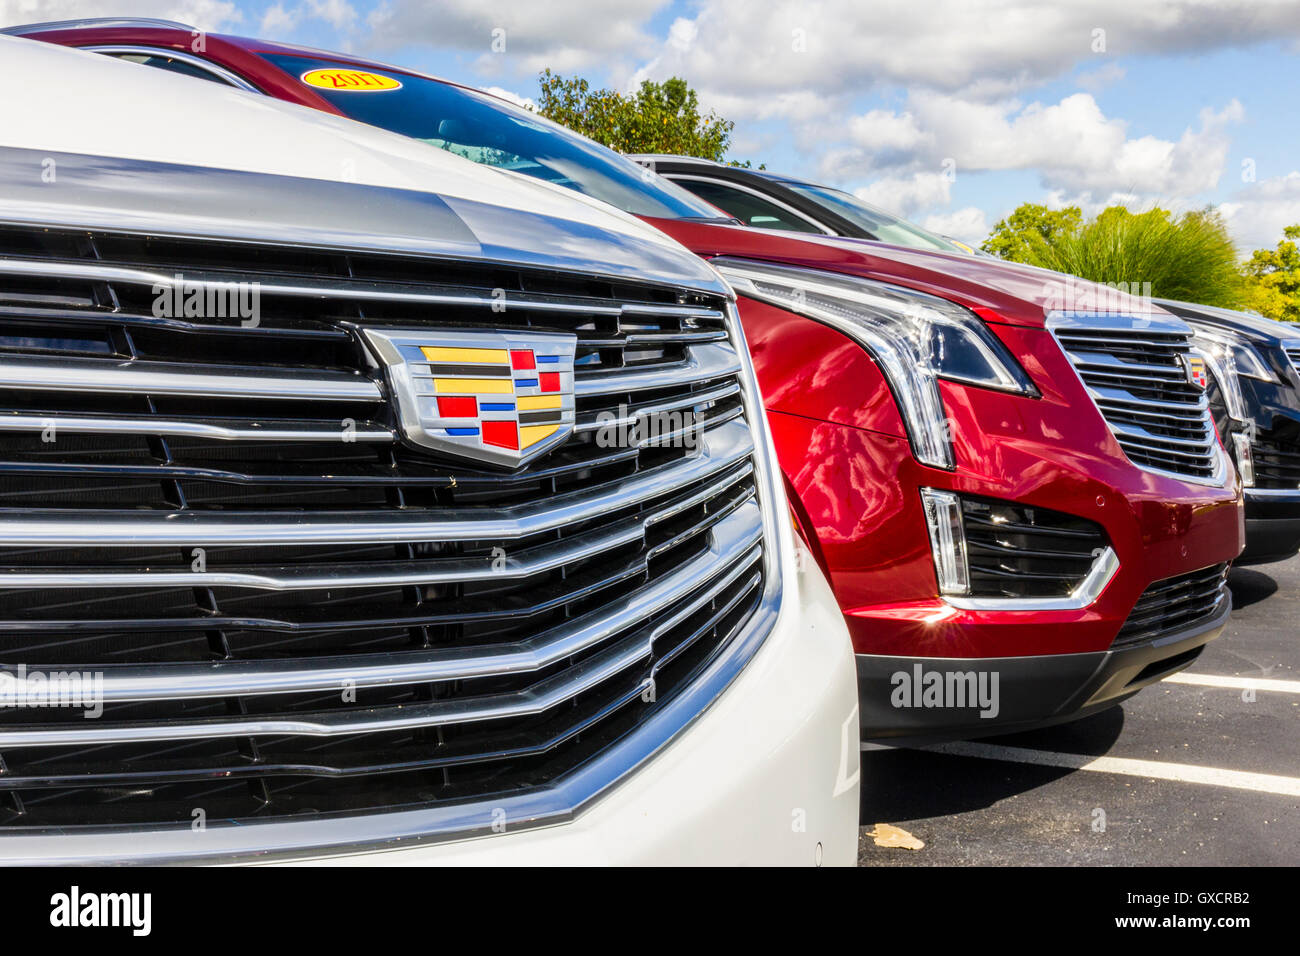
(0, 18, 1294, 865)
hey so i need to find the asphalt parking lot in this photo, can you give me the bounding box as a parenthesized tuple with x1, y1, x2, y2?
(858, 556, 1300, 866)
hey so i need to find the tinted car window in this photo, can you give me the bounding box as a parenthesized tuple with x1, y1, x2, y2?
(784, 182, 963, 252)
(674, 179, 825, 234)
(111, 52, 238, 87)
(259, 53, 726, 221)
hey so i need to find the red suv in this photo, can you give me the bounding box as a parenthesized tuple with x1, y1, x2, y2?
(18, 19, 1246, 740)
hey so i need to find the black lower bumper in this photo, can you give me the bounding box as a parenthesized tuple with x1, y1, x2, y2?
(1240, 491, 1300, 564)
(856, 600, 1230, 743)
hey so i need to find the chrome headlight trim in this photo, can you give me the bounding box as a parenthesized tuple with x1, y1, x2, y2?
(716, 258, 1036, 471)
(1187, 323, 1277, 423)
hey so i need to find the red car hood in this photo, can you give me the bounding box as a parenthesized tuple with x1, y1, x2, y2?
(644, 217, 1169, 329)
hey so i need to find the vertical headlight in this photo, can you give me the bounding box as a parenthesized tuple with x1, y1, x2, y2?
(715, 259, 1036, 469)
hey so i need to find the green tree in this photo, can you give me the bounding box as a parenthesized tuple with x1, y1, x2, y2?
(1239, 225, 1300, 322)
(982, 203, 1242, 308)
(536, 70, 734, 161)
(981, 203, 1083, 260)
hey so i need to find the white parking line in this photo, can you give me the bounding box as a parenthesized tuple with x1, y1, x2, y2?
(911, 740, 1300, 797)
(1162, 672, 1300, 694)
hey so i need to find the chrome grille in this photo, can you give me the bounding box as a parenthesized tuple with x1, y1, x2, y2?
(1052, 315, 1221, 482)
(0, 225, 769, 837)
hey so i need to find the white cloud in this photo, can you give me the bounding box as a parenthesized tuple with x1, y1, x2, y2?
(922, 207, 990, 244)
(254, 0, 358, 37)
(827, 93, 1244, 202)
(304, 0, 355, 31)
(666, 16, 696, 52)
(0, 0, 240, 31)
(481, 85, 535, 110)
(847, 109, 928, 154)
(1221, 172, 1300, 254)
(639, 0, 1300, 101)
(366, 0, 670, 74)
(679, 87, 833, 124)
(852, 172, 954, 218)
(259, 2, 295, 33)
(1077, 62, 1127, 92)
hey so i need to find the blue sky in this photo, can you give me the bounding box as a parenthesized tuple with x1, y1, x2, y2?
(7, 0, 1299, 252)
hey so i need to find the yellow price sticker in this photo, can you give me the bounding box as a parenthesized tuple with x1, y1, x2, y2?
(300, 69, 403, 92)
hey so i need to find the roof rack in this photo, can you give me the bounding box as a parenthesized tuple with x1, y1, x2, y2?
(0, 18, 197, 37)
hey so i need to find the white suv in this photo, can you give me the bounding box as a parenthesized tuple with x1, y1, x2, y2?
(0, 37, 859, 865)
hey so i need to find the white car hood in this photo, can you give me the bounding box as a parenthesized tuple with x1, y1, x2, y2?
(0, 36, 726, 294)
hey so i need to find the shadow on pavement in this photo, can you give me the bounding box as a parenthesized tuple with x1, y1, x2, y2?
(860, 706, 1125, 823)
(1227, 567, 1278, 609)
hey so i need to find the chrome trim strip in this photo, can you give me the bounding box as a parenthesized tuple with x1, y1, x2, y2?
(1050, 311, 1194, 336)
(1107, 420, 1217, 450)
(0, 353, 382, 401)
(0, 257, 725, 320)
(0, 464, 753, 591)
(1096, 392, 1209, 416)
(1063, 353, 1193, 378)
(1051, 333, 1191, 349)
(0, 420, 753, 545)
(573, 382, 740, 434)
(0, 412, 392, 442)
(0, 517, 762, 713)
(576, 343, 741, 396)
(944, 546, 1122, 611)
(0, 386, 739, 443)
(84, 45, 262, 93)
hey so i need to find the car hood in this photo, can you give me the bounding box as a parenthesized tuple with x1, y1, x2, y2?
(646, 217, 1169, 328)
(0, 36, 727, 296)
(1156, 299, 1300, 344)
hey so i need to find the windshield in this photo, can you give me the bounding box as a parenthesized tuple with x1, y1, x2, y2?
(784, 182, 965, 253)
(260, 53, 727, 221)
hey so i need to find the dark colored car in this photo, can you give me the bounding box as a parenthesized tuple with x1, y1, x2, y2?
(1159, 299, 1300, 564)
(20, 19, 1247, 742)
(628, 153, 979, 254)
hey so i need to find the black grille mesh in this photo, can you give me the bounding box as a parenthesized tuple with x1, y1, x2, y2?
(961, 496, 1108, 599)
(1113, 564, 1228, 650)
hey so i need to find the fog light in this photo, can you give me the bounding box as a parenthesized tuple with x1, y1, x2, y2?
(1232, 432, 1255, 487)
(920, 488, 969, 595)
